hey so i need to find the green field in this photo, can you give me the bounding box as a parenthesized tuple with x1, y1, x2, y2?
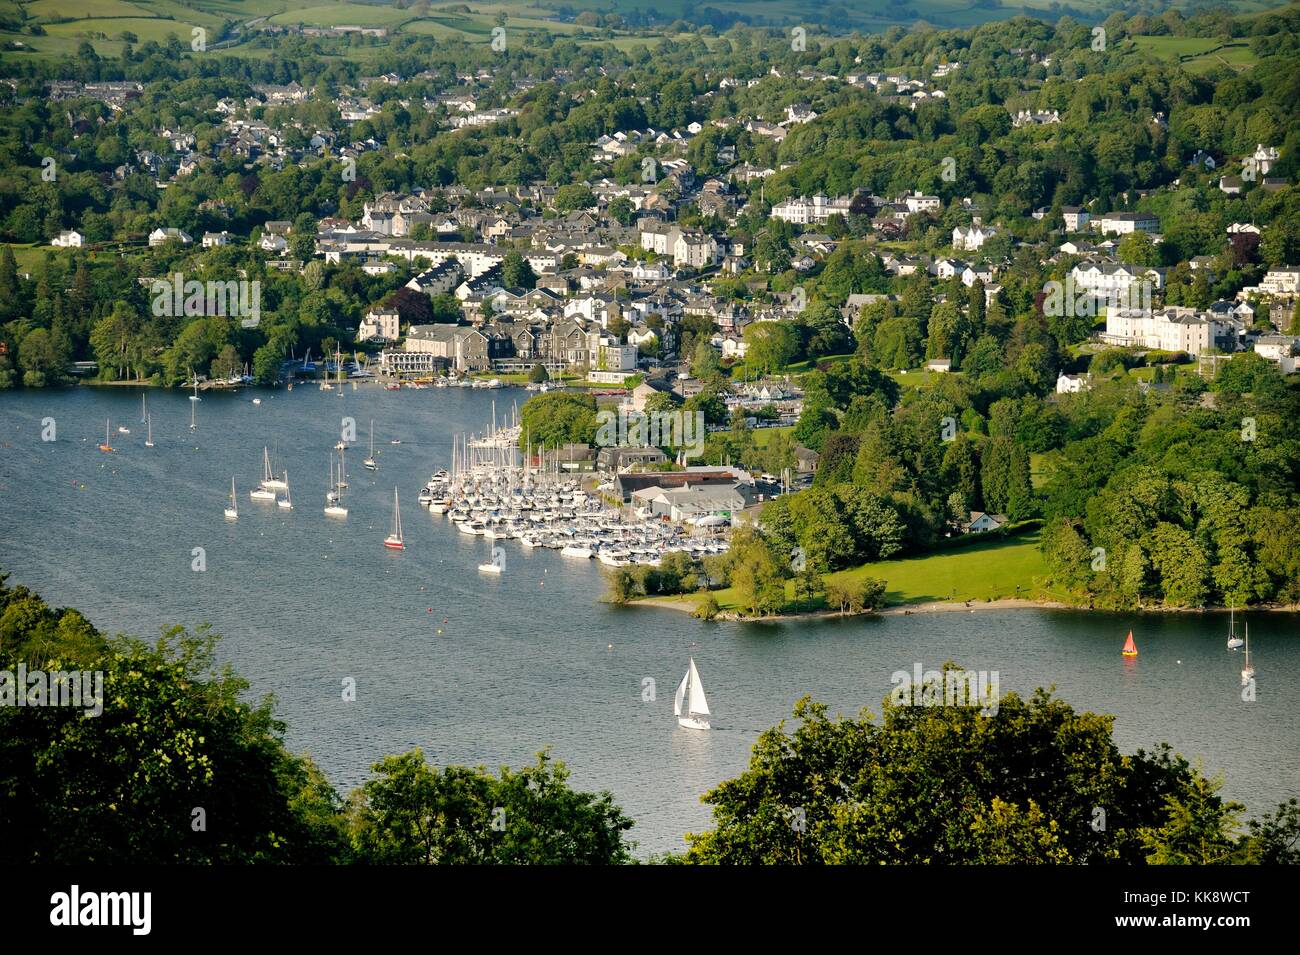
(4, 1, 1285, 61)
(1128, 35, 1260, 72)
(651, 528, 1053, 616)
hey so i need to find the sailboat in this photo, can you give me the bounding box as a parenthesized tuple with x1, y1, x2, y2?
(277, 470, 293, 509)
(144, 414, 154, 448)
(260, 447, 287, 490)
(337, 447, 348, 488)
(1121, 631, 1138, 657)
(674, 658, 711, 730)
(1241, 622, 1255, 685)
(189, 399, 197, 432)
(364, 420, 378, 471)
(1226, 602, 1243, 649)
(250, 449, 276, 501)
(224, 478, 238, 520)
(383, 487, 405, 549)
(324, 458, 347, 517)
(98, 418, 114, 453)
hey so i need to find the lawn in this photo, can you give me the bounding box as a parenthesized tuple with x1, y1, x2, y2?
(653, 529, 1054, 616)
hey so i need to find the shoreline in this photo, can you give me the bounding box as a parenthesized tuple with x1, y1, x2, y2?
(626, 595, 1300, 622)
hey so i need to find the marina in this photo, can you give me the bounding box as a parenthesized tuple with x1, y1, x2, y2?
(1, 385, 1296, 857)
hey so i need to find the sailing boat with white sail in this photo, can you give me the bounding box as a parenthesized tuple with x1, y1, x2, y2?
(277, 470, 293, 509)
(383, 487, 405, 549)
(99, 418, 114, 453)
(364, 419, 378, 471)
(145, 414, 154, 448)
(1241, 622, 1255, 685)
(260, 447, 287, 490)
(1226, 602, 1243, 649)
(189, 399, 197, 432)
(674, 658, 711, 730)
(250, 448, 276, 501)
(324, 457, 347, 517)
(224, 478, 238, 520)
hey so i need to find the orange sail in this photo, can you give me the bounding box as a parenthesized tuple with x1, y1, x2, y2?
(1121, 631, 1138, 656)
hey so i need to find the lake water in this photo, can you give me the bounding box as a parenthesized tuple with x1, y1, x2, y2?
(1, 385, 1297, 857)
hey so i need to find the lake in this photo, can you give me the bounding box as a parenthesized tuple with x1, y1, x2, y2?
(1, 384, 1297, 857)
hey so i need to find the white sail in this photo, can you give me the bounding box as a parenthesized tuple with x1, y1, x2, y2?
(687, 658, 710, 716)
(674, 671, 688, 717)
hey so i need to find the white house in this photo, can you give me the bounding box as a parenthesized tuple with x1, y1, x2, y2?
(952, 224, 997, 252)
(202, 231, 233, 248)
(1062, 206, 1090, 232)
(357, 309, 400, 342)
(1258, 267, 1300, 297)
(1093, 212, 1160, 235)
(964, 511, 1008, 533)
(1056, 372, 1091, 394)
(149, 227, 193, 247)
(51, 230, 83, 248)
(904, 191, 942, 214)
(1254, 335, 1299, 374)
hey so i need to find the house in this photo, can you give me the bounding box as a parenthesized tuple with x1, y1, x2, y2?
(357, 309, 400, 343)
(925, 359, 952, 372)
(903, 191, 942, 214)
(51, 230, 83, 248)
(1094, 212, 1160, 235)
(1254, 335, 1299, 374)
(794, 445, 820, 473)
(259, 233, 288, 253)
(964, 511, 1008, 533)
(1062, 207, 1090, 232)
(1056, 372, 1091, 394)
(952, 224, 997, 252)
(1258, 268, 1300, 298)
(202, 231, 233, 248)
(596, 446, 669, 472)
(1102, 306, 1240, 355)
(1250, 144, 1280, 177)
(1218, 176, 1244, 196)
(149, 227, 193, 247)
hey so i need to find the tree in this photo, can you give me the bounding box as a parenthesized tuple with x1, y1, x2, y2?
(502, 250, 537, 290)
(528, 362, 550, 383)
(0, 577, 346, 863)
(608, 197, 635, 227)
(347, 749, 633, 864)
(17, 328, 61, 387)
(744, 321, 798, 374)
(683, 687, 1240, 864)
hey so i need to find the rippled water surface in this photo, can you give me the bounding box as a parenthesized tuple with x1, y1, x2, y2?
(2, 385, 1297, 856)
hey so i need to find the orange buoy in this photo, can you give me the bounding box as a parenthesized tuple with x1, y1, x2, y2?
(1122, 630, 1138, 657)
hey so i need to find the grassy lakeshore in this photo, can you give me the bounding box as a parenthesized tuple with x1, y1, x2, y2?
(637, 530, 1057, 618)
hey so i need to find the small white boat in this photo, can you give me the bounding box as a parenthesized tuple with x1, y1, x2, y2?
(252, 398, 262, 405)
(477, 561, 503, 574)
(117, 426, 130, 435)
(224, 477, 238, 520)
(144, 414, 154, 448)
(560, 544, 593, 559)
(260, 447, 287, 491)
(674, 658, 712, 731)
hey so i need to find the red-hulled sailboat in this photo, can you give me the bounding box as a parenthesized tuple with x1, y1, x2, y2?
(1121, 631, 1138, 657)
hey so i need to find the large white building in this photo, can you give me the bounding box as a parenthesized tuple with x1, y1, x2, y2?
(770, 194, 853, 225)
(1071, 261, 1165, 298)
(1093, 212, 1160, 235)
(1101, 306, 1241, 355)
